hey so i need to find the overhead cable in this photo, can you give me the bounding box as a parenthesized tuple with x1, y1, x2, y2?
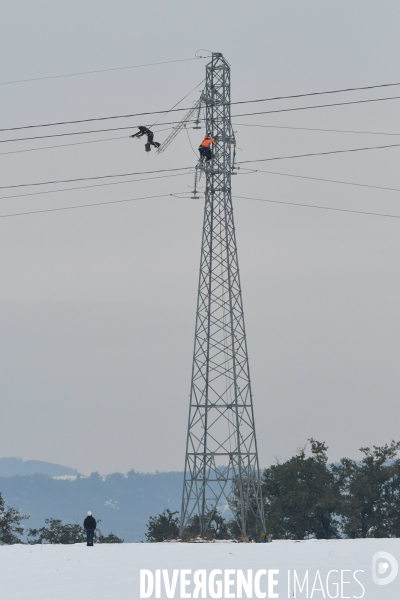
(0, 105, 203, 133)
(0, 124, 178, 143)
(149, 79, 205, 128)
(5, 108, 400, 145)
(234, 123, 400, 137)
(0, 166, 193, 190)
(0, 192, 182, 219)
(3, 166, 397, 200)
(0, 125, 175, 155)
(2, 121, 399, 148)
(2, 142, 400, 190)
(0, 57, 205, 86)
(0, 172, 194, 201)
(238, 168, 400, 193)
(233, 81, 400, 103)
(232, 95, 400, 119)
(3, 90, 400, 133)
(235, 195, 400, 220)
(0, 135, 129, 155)
(1, 190, 400, 221)
(237, 142, 400, 166)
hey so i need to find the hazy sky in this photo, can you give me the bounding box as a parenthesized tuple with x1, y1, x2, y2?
(1, 1, 400, 474)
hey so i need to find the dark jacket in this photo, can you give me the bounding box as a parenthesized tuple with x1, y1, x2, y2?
(83, 515, 97, 530)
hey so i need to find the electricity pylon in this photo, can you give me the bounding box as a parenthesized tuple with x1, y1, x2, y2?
(180, 53, 265, 537)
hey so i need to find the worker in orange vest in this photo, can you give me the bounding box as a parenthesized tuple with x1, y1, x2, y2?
(198, 133, 215, 162)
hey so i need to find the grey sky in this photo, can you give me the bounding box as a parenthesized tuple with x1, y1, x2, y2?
(1, 1, 400, 474)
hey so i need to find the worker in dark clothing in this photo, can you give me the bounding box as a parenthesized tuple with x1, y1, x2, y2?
(83, 511, 96, 546)
(131, 126, 161, 151)
(198, 133, 215, 162)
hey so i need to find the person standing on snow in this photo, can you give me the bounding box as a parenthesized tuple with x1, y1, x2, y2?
(83, 511, 96, 546)
(198, 133, 215, 162)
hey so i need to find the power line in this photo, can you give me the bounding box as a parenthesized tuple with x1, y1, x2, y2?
(5, 108, 400, 146)
(238, 168, 400, 193)
(237, 143, 400, 166)
(185, 127, 200, 159)
(0, 166, 193, 190)
(0, 192, 182, 219)
(1, 188, 400, 221)
(0, 123, 179, 144)
(0, 171, 194, 201)
(235, 195, 400, 220)
(233, 81, 400, 104)
(0, 135, 128, 155)
(0, 57, 205, 86)
(3, 94, 400, 143)
(2, 120, 399, 151)
(0, 125, 175, 155)
(2, 141, 400, 190)
(232, 95, 400, 119)
(0, 105, 202, 133)
(0, 76, 204, 134)
(5, 166, 396, 201)
(149, 79, 205, 129)
(3, 89, 400, 133)
(234, 123, 400, 137)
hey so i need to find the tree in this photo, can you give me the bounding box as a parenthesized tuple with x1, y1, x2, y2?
(205, 508, 232, 540)
(183, 508, 233, 540)
(262, 439, 340, 540)
(145, 509, 180, 542)
(0, 491, 29, 544)
(228, 474, 265, 539)
(28, 518, 86, 544)
(332, 441, 400, 538)
(97, 531, 124, 543)
(28, 517, 124, 544)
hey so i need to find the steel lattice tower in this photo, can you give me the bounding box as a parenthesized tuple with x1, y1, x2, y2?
(180, 53, 265, 536)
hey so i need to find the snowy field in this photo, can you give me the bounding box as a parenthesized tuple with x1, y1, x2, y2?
(1, 539, 400, 599)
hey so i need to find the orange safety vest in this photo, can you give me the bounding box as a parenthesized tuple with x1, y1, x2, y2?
(200, 135, 215, 148)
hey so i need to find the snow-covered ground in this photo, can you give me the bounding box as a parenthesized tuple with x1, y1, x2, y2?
(1, 539, 400, 599)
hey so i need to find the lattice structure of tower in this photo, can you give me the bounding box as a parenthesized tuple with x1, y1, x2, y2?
(180, 53, 265, 536)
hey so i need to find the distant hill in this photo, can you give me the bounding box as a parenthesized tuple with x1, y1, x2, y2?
(0, 470, 183, 542)
(0, 457, 79, 477)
